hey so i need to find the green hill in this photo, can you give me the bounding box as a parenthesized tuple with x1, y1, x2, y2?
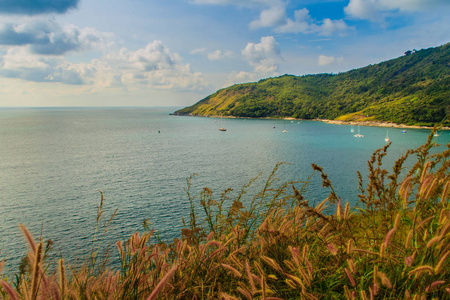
(173, 43, 450, 126)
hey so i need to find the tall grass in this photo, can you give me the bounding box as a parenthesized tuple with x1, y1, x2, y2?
(1, 128, 449, 299)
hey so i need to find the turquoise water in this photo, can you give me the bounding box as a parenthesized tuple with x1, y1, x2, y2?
(0, 107, 448, 273)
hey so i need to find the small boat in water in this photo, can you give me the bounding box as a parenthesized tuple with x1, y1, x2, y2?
(219, 116, 226, 131)
(354, 125, 364, 138)
(385, 130, 390, 142)
(351, 125, 355, 133)
(401, 130, 406, 134)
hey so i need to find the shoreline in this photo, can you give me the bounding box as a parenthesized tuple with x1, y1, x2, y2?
(319, 119, 449, 130)
(171, 113, 449, 130)
(319, 119, 450, 130)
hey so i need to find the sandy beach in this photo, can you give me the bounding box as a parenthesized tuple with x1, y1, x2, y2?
(320, 119, 449, 130)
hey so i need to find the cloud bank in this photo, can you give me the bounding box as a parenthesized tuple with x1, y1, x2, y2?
(0, 0, 79, 15)
(0, 14, 210, 93)
(94, 41, 209, 91)
(0, 18, 111, 55)
(0, 47, 88, 84)
(0, 37, 210, 91)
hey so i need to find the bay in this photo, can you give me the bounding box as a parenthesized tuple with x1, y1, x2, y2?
(0, 107, 447, 274)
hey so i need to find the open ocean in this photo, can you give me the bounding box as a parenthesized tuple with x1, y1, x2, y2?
(0, 107, 448, 274)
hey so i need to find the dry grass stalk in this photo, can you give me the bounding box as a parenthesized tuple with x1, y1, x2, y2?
(0, 280, 19, 300)
(58, 259, 65, 299)
(19, 225, 36, 254)
(146, 264, 178, 300)
(220, 263, 242, 278)
(30, 241, 43, 300)
(408, 265, 434, 277)
(434, 251, 450, 274)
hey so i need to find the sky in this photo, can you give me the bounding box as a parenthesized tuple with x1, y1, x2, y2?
(0, 0, 448, 107)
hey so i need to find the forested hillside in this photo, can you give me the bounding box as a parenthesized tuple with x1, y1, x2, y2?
(174, 43, 449, 126)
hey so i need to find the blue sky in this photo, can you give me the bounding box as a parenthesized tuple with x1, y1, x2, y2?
(0, 0, 448, 107)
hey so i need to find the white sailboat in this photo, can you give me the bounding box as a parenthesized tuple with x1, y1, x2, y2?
(219, 116, 227, 131)
(351, 125, 355, 133)
(283, 120, 287, 133)
(354, 125, 364, 137)
(385, 130, 390, 142)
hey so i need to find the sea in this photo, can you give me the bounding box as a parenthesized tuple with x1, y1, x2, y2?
(0, 107, 448, 275)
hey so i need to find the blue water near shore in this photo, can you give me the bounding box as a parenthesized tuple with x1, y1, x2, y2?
(0, 107, 448, 274)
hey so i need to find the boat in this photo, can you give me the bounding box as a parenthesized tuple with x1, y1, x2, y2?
(434, 132, 439, 137)
(219, 116, 227, 131)
(351, 125, 355, 133)
(401, 130, 406, 134)
(282, 120, 287, 133)
(354, 125, 364, 138)
(385, 130, 390, 142)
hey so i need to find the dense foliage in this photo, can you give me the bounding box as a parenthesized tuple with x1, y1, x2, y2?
(174, 43, 450, 126)
(1, 130, 449, 299)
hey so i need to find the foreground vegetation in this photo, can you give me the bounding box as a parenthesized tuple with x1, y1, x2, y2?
(1, 129, 449, 299)
(173, 43, 449, 127)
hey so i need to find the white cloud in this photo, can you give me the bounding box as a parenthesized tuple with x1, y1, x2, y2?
(345, 0, 381, 22)
(318, 19, 351, 36)
(0, 17, 113, 55)
(228, 36, 280, 84)
(249, 4, 286, 29)
(275, 8, 311, 33)
(0, 47, 89, 84)
(227, 70, 257, 84)
(242, 36, 280, 73)
(318, 55, 343, 66)
(207, 49, 234, 60)
(344, 0, 449, 22)
(275, 8, 352, 36)
(190, 47, 206, 55)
